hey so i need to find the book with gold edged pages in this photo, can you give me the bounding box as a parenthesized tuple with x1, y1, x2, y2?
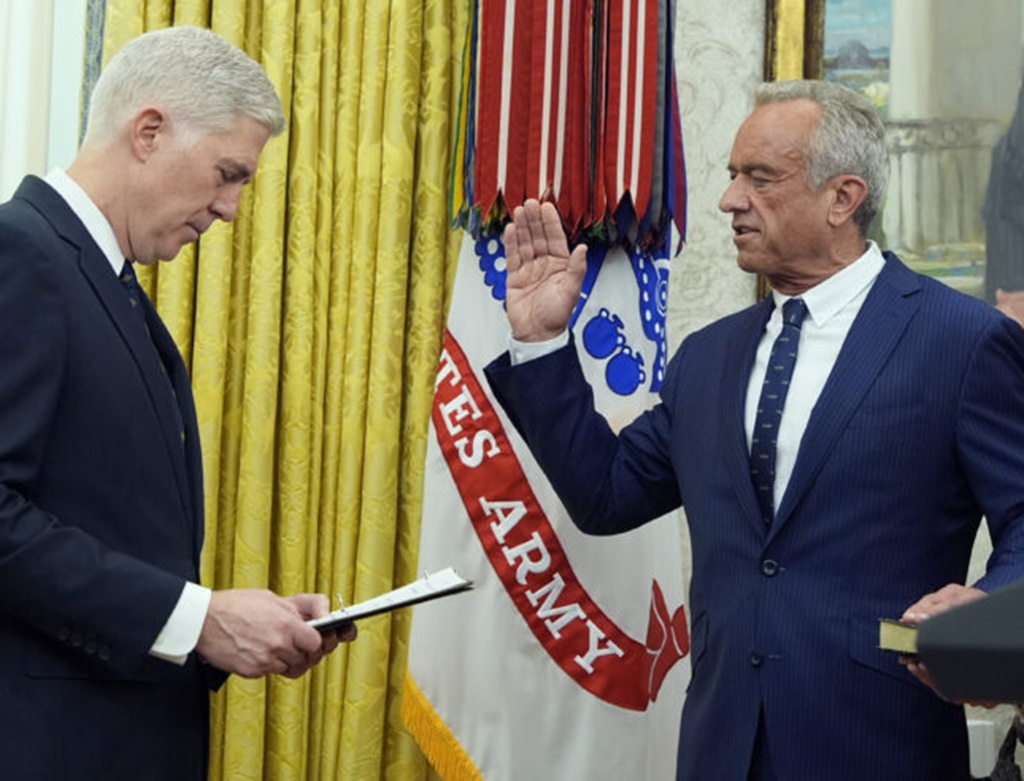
(878, 617, 919, 656)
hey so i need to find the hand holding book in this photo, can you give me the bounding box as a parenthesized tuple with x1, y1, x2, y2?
(878, 584, 1000, 705)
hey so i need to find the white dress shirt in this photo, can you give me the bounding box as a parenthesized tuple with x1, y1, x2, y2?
(745, 243, 886, 512)
(44, 169, 211, 665)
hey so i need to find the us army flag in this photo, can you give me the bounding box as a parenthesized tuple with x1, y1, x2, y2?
(403, 231, 690, 780)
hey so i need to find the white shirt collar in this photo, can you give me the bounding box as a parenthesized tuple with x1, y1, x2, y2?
(771, 241, 886, 326)
(43, 168, 126, 277)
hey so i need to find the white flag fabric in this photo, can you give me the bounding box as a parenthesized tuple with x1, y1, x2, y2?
(403, 231, 690, 780)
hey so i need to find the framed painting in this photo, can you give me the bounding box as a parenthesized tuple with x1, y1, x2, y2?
(765, 0, 1024, 305)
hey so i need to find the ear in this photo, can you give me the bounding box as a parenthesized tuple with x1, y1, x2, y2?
(128, 107, 167, 161)
(826, 175, 868, 228)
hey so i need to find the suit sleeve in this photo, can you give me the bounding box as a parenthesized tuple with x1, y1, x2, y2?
(958, 315, 1024, 590)
(485, 334, 682, 535)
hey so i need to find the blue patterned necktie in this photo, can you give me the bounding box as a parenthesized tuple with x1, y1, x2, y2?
(750, 297, 808, 524)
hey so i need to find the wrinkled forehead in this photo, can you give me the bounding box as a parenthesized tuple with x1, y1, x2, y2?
(745, 99, 821, 141)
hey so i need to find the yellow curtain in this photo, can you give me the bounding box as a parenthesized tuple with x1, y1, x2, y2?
(102, 1, 465, 778)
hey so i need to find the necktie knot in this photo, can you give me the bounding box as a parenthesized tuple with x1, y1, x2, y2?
(782, 297, 807, 329)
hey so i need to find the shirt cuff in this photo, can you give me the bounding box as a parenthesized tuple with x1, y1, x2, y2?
(150, 582, 212, 666)
(509, 331, 570, 365)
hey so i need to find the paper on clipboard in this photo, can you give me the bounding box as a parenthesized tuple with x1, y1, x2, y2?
(308, 566, 473, 631)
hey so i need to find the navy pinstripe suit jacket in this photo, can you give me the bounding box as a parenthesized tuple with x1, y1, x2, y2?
(487, 252, 1024, 781)
(0, 176, 212, 780)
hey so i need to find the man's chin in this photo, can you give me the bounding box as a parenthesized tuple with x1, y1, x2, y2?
(155, 243, 192, 263)
(735, 253, 762, 274)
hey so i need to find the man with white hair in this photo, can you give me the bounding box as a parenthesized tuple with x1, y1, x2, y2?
(0, 26, 353, 779)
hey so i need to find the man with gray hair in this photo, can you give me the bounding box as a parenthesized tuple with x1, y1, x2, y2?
(0, 26, 353, 779)
(485, 79, 1024, 779)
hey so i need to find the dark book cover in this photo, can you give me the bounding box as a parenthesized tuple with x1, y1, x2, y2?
(917, 579, 1024, 702)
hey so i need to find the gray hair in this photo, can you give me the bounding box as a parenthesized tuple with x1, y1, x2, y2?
(755, 79, 888, 235)
(83, 26, 285, 146)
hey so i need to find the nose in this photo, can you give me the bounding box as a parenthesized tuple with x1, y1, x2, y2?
(212, 184, 243, 222)
(719, 176, 746, 214)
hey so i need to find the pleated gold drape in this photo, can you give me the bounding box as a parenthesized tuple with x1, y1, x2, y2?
(102, 1, 465, 778)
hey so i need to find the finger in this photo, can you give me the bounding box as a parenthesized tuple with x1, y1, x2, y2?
(306, 593, 330, 617)
(522, 199, 548, 259)
(280, 648, 316, 678)
(339, 622, 358, 643)
(569, 243, 588, 280)
(504, 217, 523, 275)
(320, 632, 341, 656)
(539, 201, 569, 258)
(329, 620, 357, 644)
(290, 593, 330, 620)
(513, 203, 539, 264)
(293, 625, 326, 656)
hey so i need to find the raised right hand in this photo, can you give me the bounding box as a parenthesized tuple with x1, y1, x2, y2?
(503, 199, 587, 343)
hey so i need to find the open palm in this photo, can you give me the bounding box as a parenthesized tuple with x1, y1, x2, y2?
(504, 200, 588, 342)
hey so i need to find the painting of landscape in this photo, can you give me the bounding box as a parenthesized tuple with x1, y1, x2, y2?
(822, 0, 892, 118)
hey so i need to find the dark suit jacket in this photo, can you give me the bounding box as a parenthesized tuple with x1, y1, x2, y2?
(487, 253, 1024, 781)
(0, 176, 211, 780)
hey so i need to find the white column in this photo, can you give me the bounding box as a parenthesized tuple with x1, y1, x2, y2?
(890, 0, 1021, 122)
(48, 0, 89, 170)
(883, 0, 1021, 279)
(0, 0, 55, 200)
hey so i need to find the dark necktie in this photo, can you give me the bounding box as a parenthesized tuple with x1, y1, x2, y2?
(750, 297, 808, 524)
(119, 262, 186, 448)
(119, 262, 149, 328)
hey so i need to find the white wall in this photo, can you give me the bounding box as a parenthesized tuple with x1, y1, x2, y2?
(669, 0, 763, 346)
(0, 0, 87, 201)
(48, 0, 89, 169)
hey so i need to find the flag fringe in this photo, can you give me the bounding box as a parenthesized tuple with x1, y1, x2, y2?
(402, 675, 484, 781)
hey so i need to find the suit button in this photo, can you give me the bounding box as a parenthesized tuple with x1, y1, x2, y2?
(70, 632, 83, 648)
(85, 641, 97, 655)
(761, 559, 779, 577)
(98, 647, 112, 662)
(58, 628, 71, 643)
(749, 652, 763, 667)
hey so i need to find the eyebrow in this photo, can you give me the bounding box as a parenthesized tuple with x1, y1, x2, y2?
(219, 160, 254, 182)
(728, 162, 781, 176)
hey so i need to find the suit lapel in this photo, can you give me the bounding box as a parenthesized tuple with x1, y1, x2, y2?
(18, 178, 200, 547)
(80, 251, 198, 526)
(771, 254, 923, 535)
(138, 294, 205, 560)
